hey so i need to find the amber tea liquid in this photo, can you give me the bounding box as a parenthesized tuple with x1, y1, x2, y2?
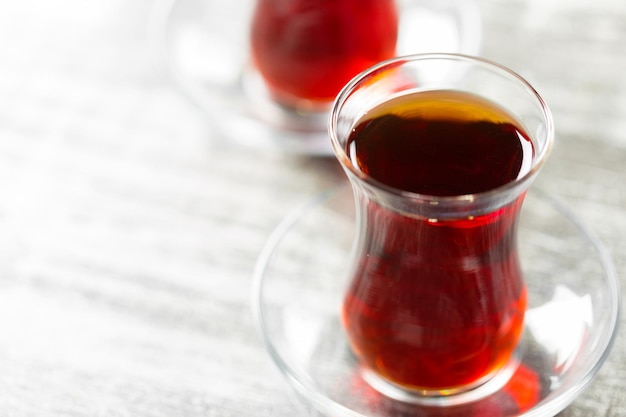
(342, 90, 533, 391)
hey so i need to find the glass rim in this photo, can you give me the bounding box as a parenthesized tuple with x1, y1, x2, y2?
(328, 53, 555, 205)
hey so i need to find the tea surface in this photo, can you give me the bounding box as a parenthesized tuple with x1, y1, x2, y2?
(347, 90, 534, 196)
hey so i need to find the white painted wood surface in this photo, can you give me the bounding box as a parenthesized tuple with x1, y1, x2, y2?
(0, 0, 623, 416)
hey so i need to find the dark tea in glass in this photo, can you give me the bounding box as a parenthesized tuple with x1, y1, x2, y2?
(250, 0, 398, 108)
(343, 91, 530, 390)
(329, 54, 554, 402)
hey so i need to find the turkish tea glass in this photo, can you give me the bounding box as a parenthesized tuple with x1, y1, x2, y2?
(329, 54, 554, 403)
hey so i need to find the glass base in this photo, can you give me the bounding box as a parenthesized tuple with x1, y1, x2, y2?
(240, 67, 330, 133)
(252, 185, 619, 417)
(361, 348, 520, 406)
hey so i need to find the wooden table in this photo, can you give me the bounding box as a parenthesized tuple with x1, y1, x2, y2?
(0, 0, 623, 415)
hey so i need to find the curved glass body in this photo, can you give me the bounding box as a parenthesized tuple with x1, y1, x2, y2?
(329, 54, 554, 398)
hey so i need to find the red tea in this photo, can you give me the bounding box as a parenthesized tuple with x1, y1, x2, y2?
(250, 0, 397, 106)
(342, 91, 532, 390)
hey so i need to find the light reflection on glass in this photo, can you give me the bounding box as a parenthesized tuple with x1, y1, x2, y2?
(525, 286, 593, 375)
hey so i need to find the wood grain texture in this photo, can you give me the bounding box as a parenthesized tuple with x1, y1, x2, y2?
(0, 0, 623, 416)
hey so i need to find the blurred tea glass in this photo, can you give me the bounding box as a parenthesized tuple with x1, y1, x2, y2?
(249, 0, 398, 112)
(154, 0, 483, 154)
